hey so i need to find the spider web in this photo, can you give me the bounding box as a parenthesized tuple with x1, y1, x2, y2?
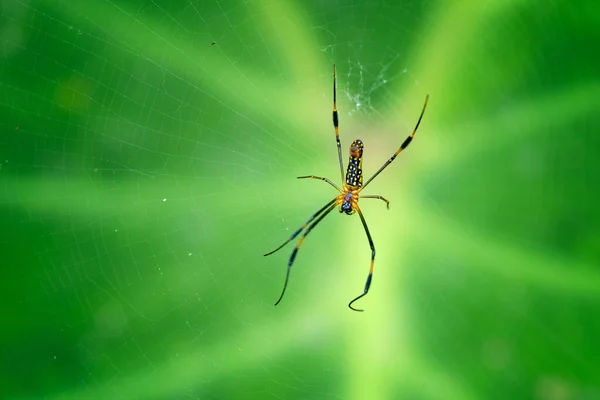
(1, 0, 599, 399)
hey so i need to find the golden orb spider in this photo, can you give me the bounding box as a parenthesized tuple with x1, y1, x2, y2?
(265, 65, 429, 312)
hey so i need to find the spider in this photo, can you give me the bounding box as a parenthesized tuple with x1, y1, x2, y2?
(264, 65, 429, 312)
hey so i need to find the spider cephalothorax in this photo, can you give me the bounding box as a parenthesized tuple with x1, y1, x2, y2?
(264, 64, 429, 312)
(339, 186, 359, 215)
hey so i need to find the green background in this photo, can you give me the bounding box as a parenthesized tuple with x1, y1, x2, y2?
(1, 0, 599, 399)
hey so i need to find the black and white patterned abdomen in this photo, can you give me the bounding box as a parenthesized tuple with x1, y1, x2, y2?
(345, 139, 364, 188)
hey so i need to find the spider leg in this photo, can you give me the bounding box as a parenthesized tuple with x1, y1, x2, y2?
(297, 175, 342, 192)
(362, 95, 429, 190)
(358, 195, 390, 209)
(348, 206, 375, 312)
(264, 198, 337, 257)
(333, 64, 345, 185)
(274, 201, 338, 306)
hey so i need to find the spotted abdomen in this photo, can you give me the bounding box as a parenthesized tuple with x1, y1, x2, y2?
(345, 139, 364, 188)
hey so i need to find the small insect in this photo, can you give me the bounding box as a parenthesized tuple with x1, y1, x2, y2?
(265, 65, 429, 312)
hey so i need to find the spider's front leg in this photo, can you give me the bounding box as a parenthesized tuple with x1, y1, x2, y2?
(348, 206, 376, 312)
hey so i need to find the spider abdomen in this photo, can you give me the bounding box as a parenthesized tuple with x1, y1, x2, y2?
(345, 139, 364, 187)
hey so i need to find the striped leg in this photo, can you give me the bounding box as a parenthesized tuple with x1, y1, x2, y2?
(333, 64, 344, 184)
(264, 198, 337, 257)
(362, 94, 429, 190)
(348, 206, 375, 312)
(274, 201, 338, 306)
